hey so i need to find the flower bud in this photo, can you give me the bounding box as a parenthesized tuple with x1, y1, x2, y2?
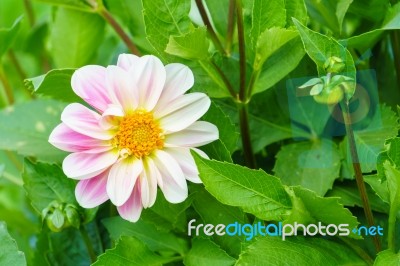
(42, 200, 82, 232)
(323, 56, 345, 73)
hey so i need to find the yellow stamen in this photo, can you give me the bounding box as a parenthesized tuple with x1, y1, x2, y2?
(112, 111, 164, 158)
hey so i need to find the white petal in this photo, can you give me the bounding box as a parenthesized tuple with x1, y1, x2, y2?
(130, 55, 166, 110)
(117, 182, 143, 222)
(165, 121, 219, 147)
(61, 103, 113, 140)
(165, 147, 202, 184)
(71, 65, 112, 112)
(140, 160, 158, 208)
(75, 170, 109, 208)
(157, 63, 194, 109)
(49, 123, 107, 152)
(106, 65, 139, 112)
(99, 104, 124, 130)
(107, 159, 143, 206)
(63, 150, 118, 180)
(117, 54, 140, 71)
(153, 150, 188, 203)
(146, 157, 163, 189)
(156, 93, 211, 133)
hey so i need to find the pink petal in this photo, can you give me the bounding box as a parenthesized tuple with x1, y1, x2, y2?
(99, 104, 124, 130)
(75, 170, 109, 208)
(106, 66, 139, 112)
(49, 123, 107, 152)
(164, 147, 201, 183)
(130, 55, 166, 111)
(156, 63, 194, 110)
(107, 158, 143, 206)
(117, 182, 143, 222)
(61, 103, 113, 140)
(156, 93, 211, 133)
(71, 65, 112, 112)
(62, 150, 118, 180)
(140, 160, 158, 208)
(117, 54, 140, 71)
(165, 121, 219, 147)
(153, 150, 188, 203)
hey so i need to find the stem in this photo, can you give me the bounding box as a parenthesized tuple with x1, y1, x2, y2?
(2, 171, 23, 186)
(80, 226, 97, 263)
(339, 237, 374, 265)
(0, 66, 14, 105)
(238, 104, 256, 168)
(23, 0, 35, 27)
(236, 0, 246, 102)
(246, 70, 261, 99)
(225, 0, 235, 55)
(195, 0, 226, 55)
(8, 50, 27, 81)
(209, 60, 237, 99)
(390, 31, 400, 92)
(5, 150, 23, 171)
(388, 202, 398, 251)
(98, 6, 140, 56)
(340, 101, 381, 252)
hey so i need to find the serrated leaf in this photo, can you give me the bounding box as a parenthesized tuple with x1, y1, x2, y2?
(22, 160, 76, 213)
(0, 100, 67, 162)
(192, 187, 247, 257)
(93, 236, 174, 266)
(253, 37, 305, 94)
(341, 105, 399, 173)
(236, 237, 365, 265)
(374, 250, 400, 266)
(0, 222, 26, 266)
(274, 140, 341, 196)
(24, 69, 83, 103)
(165, 27, 209, 60)
(142, 0, 191, 61)
(383, 161, 400, 214)
(102, 217, 188, 255)
(193, 155, 292, 221)
(287, 186, 359, 233)
(184, 238, 235, 266)
(50, 7, 105, 68)
(293, 18, 356, 99)
(250, 0, 286, 49)
(0, 16, 22, 58)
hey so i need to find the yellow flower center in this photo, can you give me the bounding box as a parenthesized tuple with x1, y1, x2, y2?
(112, 111, 164, 158)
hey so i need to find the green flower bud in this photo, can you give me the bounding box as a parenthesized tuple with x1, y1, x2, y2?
(64, 204, 81, 229)
(324, 56, 345, 73)
(46, 208, 65, 232)
(313, 85, 344, 105)
(42, 201, 82, 232)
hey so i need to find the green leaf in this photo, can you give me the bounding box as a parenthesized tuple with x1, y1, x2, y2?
(193, 154, 292, 221)
(202, 102, 238, 154)
(50, 7, 105, 68)
(253, 37, 305, 94)
(203, 0, 229, 37)
(0, 222, 26, 266)
(253, 27, 298, 70)
(274, 140, 341, 196)
(0, 16, 22, 58)
(345, 2, 400, 51)
(102, 217, 188, 255)
(165, 27, 209, 60)
(293, 18, 356, 99)
(287, 186, 359, 233)
(341, 105, 399, 173)
(0, 100, 67, 162)
(236, 237, 365, 265)
(383, 161, 400, 213)
(336, 0, 354, 33)
(184, 238, 235, 266)
(285, 0, 307, 26)
(250, 0, 286, 49)
(24, 69, 83, 103)
(191, 187, 247, 257)
(142, 0, 191, 61)
(374, 250, 400, 266)
(93, 236, 174, 266)
(34, 0, 95, 11)
(22, 160, 76, 214)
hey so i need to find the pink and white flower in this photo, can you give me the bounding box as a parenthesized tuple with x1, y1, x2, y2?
(49, 54, 218, 222)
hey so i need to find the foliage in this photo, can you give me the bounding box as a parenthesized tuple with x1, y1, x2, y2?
(0, 0, 400, 265)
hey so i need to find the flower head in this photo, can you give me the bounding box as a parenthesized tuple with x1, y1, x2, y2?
(49, 54, 218, 222)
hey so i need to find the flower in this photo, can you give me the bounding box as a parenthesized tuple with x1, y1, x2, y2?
(49, 54, 218, 222)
